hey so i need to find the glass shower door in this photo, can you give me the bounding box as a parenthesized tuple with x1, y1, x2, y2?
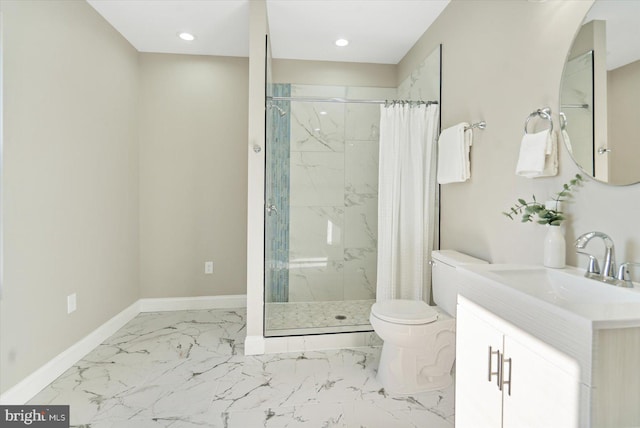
(264, 84, 386, 337)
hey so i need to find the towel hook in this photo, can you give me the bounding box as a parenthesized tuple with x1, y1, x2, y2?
(524, 107, 553, 135)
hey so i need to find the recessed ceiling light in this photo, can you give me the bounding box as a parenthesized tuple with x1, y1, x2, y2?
(178, 32, 195, 41)
(335, 38, 349, 47)
(319, 111, 328, 116)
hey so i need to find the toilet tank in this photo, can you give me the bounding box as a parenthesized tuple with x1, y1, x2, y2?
(431, 250, 488, 317)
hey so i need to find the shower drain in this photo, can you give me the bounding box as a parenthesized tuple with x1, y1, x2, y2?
(335, 315, 347, 320)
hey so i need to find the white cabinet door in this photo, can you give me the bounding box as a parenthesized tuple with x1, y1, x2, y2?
(455, 303, 504, 428)
(502, 334, 580, 428)
(457, 297, 581, 428)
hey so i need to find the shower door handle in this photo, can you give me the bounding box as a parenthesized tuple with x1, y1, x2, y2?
(266, 204, 278, 215)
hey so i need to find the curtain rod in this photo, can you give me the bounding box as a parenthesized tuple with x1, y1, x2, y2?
(267, 96, 438, 106)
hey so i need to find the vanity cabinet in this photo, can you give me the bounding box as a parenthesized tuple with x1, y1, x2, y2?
(455, 297, 580, 428)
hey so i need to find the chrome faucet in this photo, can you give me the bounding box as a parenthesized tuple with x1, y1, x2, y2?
(575, 231, 621, 285)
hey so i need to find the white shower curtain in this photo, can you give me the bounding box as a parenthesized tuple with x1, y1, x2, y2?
(376, 103, 439, 303)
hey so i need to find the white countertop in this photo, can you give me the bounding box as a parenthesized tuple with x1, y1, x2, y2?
(459, 264, 640, 329)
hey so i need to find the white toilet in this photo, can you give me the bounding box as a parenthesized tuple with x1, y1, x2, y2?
(370, 250, 488, 394)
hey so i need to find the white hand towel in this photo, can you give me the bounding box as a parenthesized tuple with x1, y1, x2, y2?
(540, 132, 558, 177)
(437, 123, 472, 184)
(515, 130, 558, 178)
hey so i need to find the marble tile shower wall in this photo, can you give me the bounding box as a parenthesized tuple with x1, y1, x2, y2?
(397, 46, 441, 102)
(287, 85, 397, 303)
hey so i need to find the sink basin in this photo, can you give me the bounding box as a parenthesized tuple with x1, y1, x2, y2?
(488, 267, 640, 305)
(458, 264, 640, 328)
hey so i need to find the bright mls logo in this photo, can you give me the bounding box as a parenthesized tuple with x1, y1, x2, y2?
(0, 406, 69, 427)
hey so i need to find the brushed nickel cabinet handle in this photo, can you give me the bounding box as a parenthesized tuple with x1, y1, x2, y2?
(488, 346, 501, 389)
(502, 357, 512, 396)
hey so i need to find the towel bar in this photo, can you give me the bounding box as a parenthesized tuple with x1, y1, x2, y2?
(524, 107, 553, 134)
(465, 121, 486, 131)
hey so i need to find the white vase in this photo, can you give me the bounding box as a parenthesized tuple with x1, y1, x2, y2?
(543, 225, 566, 268)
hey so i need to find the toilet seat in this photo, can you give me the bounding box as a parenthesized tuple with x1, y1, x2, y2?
(371, 300, 438, 325)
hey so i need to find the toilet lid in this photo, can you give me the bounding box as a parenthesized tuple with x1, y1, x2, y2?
(371, 300, 438, 325)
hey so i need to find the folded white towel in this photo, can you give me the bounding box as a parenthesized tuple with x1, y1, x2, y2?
(541, 132, 558, 177)
(515, 130, 558, 178)
(437, 123, 472, 184)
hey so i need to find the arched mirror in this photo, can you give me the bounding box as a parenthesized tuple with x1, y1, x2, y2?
(560, 0, 640, 185)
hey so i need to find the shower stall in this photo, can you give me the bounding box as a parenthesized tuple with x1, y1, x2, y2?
(257, 38, 441, 341)
(264, 84, 396, 336)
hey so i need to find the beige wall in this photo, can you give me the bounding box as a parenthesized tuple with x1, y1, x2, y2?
(397, 0, 640, 268)
(138, 54, 248, 298)
(273, 59, 396, 87)
(0, 1, 139, 393)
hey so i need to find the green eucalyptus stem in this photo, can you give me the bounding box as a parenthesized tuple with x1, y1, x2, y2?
(503, 174, 583, 226)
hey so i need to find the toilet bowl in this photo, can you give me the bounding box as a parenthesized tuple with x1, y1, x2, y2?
(370, 250, 488, 394)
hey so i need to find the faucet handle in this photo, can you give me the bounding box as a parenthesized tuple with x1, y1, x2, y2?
(577, 251, 600, 277)
(616, 262, 640, 287)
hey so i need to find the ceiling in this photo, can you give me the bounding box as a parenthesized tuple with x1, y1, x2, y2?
(86, 0, 450, 64)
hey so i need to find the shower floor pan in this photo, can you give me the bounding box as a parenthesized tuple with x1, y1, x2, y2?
(265, 299, 374, 336)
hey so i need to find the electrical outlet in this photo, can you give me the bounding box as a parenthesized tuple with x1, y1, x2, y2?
(205, 261, 214, 274)
(67, 293, 77, 314)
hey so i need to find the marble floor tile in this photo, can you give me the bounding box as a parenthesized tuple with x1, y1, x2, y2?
(29, 308, 454, 428)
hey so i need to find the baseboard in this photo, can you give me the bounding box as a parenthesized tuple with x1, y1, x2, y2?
(0, 294, 247, 405)
(0, 301, 140, 405)
(138, 295, 247, 312)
